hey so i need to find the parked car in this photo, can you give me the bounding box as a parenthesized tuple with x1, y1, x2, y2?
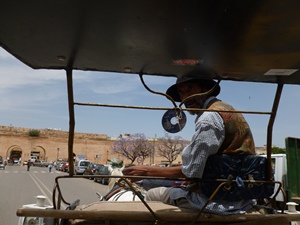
(74, 160, 90, 175)
(33, 160, 42, 167)
(30, 156, 38, 163)
(40, 160, 49, 167)
(93, 164, 105, 181)
(83, 163, 103, 179)
(61, 162, 69, 172)
(0, 163, 5, 170)
(94, 165, 110, 184)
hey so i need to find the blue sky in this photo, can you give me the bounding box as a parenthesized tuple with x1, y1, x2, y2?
(1, 47, 299, 148)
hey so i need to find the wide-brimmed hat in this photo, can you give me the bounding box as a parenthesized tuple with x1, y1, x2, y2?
(166, 72, 220, 102)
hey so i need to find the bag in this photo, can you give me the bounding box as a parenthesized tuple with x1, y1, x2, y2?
(200, 154, 275, 201)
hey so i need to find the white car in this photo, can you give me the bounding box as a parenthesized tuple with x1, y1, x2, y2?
(74, 160, 91, 175)
(0, 163, 5, 170)
(40, 160, 50, 167)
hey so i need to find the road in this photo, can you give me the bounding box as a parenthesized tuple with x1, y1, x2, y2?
(0, 164, 109, 225)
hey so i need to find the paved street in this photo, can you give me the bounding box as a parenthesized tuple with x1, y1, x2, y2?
(0, 165, 108, 225)
(0, 169, 63, 174)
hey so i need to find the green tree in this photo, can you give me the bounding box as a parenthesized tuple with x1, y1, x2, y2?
(28, 129, 40, 137)
(272, 146, 286, 154)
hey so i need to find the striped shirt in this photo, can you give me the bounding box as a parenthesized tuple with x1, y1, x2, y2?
(169, 107, 256, 214)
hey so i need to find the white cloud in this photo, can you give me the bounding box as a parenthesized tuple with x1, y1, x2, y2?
(91, 75, 139, 94)
(0, 50, 65, 89)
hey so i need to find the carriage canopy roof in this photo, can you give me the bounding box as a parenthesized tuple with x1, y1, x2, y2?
(1, 1, 300, 84)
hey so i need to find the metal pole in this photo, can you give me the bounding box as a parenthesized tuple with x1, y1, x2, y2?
(152, 134, 156, 164)
(57, 148, 59, 161)
(266, 83, 283, 180)
(66, 68, 75, 176)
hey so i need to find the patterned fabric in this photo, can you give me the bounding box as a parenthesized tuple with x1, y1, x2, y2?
(200, 154, 274, 201)
(208, 101, 255, 155)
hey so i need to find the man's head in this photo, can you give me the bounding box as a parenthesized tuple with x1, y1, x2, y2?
(166, 71, 220, 113)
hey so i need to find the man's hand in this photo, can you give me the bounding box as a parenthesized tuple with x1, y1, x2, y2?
(123, 166, 148, 176)
(122, 166, 149, 182)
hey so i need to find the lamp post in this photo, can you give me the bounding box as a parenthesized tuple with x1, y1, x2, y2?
(152, 134, 156, 164)
(57, 148, 60, 161)
(85, 138, 88, 159)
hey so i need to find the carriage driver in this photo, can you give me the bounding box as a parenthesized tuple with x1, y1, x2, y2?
(123, 69, 257, 215)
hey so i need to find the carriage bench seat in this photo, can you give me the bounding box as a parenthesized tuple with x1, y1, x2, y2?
(17, 201, 296, 225)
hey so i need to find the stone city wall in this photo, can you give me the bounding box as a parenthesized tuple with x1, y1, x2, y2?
(0, 125, 267, 165)
(0, 125, 179, 166)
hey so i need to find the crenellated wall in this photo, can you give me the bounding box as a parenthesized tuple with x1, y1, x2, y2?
(0, 125, 131, 165)
(0, 125, 179, 166)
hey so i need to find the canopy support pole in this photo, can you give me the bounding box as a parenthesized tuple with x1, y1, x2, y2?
(66, 69, 75, 176)
(267, 83, 283, 180)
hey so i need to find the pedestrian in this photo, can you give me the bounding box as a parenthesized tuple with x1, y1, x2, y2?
(123, 70, 256, 215)
(27, 160, 31, 171)
(48, 160, 53, 172)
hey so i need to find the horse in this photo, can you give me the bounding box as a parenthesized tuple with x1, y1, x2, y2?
(98, 164, 146, 201)
(107, 164, 124, 191)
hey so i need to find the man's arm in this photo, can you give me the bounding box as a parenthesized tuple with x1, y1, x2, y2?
(123, 165, 186, 179)
(181, 112, 225, 179)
